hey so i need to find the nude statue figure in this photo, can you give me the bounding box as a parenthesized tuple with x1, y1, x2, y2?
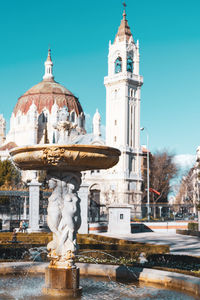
(57, 181, 81, 257)
(47, 177, 62, 257)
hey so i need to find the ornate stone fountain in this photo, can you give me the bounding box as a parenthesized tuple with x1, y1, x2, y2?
(10, 107, 120, 297)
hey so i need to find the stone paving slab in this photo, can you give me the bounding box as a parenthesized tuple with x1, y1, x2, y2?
(97, 232, 200, 256)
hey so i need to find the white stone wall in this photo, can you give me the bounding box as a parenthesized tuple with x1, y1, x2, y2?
(6, 104, 85, 147)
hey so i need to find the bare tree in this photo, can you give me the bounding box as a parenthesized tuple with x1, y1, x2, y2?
(175, 167, 198, 211)
(142, 150, 179, 217)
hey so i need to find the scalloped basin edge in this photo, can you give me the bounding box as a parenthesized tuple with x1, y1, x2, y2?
(9, 144, 121, 172)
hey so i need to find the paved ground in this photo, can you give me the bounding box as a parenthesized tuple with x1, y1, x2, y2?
(98, 232, 200, 256)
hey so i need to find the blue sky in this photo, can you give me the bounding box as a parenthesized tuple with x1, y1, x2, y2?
(0, 0, 200, 164)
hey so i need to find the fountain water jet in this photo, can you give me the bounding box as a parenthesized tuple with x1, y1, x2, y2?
(10, 108, 121, 297)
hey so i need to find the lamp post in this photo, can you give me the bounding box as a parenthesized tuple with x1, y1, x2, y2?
(141, 127, 150, 221)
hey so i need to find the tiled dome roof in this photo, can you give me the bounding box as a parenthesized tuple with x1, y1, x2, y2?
(13, 79, 83, 116)
(13, 49, 83, 116)
(0, 142, 17, 151)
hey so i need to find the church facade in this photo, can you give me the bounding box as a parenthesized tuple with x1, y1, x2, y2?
(0, 6, 144, 217)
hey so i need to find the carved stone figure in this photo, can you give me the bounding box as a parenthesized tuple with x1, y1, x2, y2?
(47, 176, 62, 257)
(54, 106, 78, 144)
(58, 182, 81, 256)
(46, 172, 82, 268)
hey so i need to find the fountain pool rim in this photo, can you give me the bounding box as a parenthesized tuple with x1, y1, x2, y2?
(9, 144, 121, 171)
(0, 261, 199, 298)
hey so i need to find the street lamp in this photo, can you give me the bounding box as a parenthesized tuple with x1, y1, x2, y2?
(141, 127, 150, 221)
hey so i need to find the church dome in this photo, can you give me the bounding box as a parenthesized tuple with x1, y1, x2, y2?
(13, 49, 83, 116)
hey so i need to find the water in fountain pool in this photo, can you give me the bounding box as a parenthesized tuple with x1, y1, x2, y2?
(0, 274, 198, 300)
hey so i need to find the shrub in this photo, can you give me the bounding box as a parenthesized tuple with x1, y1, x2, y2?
(188, 222, 198, 231)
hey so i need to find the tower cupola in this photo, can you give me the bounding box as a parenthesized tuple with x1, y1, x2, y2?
(43, 49, 54, 81)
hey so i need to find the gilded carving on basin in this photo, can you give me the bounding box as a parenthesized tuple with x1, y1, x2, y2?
(42, 147, 66, 166)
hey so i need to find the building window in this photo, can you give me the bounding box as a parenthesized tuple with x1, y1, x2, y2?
(42, 112, 46, 123)
(71, 111, 75, 122)
(127, 57, 133, 72)
(114, 136, 117, 142)
(52, 132, 56, 143)
(114, 120, 117, 125)
(120, 214, 124, 220)
(130, 89, 133, 97)
(115, 57, 122, 73)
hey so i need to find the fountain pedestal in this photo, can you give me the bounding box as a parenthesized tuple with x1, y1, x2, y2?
(43, 170, 82, 296)
(10, 143, 120, 297)
(43, 267, 82, 297)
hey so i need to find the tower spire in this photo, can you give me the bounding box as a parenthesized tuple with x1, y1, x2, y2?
(122, 1, 127, 20)
(114, 1, 133, 43)
(43, 48, 54, 81)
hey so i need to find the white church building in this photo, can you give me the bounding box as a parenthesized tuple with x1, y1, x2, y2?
(0, 6, 144, 218)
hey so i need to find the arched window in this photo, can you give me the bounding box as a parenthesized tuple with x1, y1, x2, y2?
(71, 111, 75, 123)
(42, 112, 46, 123)
(89, 184, 101, 222)
(115, 57, 122, 73)
(52, 132, 56, 143)
(127, 57, 133, 73)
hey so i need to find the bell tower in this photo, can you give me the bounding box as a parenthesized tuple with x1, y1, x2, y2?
(104, 3, 143, 209)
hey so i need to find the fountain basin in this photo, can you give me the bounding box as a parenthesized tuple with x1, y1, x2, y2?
(9, 144, 121, 171)
(0, 262, 199, 299)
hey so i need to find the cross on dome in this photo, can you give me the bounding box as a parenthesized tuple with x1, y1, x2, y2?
(43, 48, 54, 81)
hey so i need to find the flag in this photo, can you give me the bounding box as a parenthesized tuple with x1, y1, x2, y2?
(149, 188, 160, 195)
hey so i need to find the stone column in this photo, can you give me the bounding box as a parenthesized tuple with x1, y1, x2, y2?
(198, 210, 200, 231)
(159, 206, 162, 218)
(23, 196, 27, 220)
(78, 182, 89, 234)
(28, 178, 41, 232)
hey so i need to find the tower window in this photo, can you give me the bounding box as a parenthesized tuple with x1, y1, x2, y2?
(114, 136, 117, 142)
(115, 57, 122, 73)
(127, 57, 133, 73)
(114, 120, 117, 125)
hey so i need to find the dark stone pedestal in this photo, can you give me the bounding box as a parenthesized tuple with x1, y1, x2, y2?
(43, 267, 82, 297)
